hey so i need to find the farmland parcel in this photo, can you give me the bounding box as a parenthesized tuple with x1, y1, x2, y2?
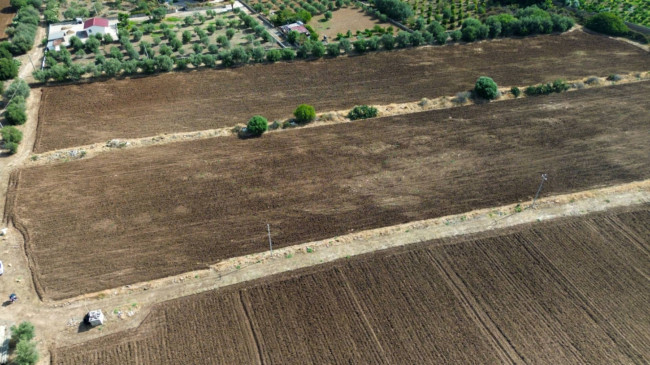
(50, 207, 650, 364)
(34, 30, 650, 153)
(8, 81, 650, 300)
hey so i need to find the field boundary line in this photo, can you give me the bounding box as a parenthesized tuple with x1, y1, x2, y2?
(337, 268, 391, 363)
(521, 236, 647, 363)
(238, 291, 265, 365)
(31, 88, 47, 155)
(428, 250, 522, 364)
(27, 73, 650, 166)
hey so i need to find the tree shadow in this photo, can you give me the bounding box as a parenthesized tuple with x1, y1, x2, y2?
(2, 300, 13, 307)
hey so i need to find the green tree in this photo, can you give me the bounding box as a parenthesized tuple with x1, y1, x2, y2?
(1, 126, 23, 143)
(103, 58, 122, 76)
(281, 48, 295, 60)
(246, 115, 268, 136)
(474, 76, 498, 100)
(155, 55, 173, 71)
(294, 104, 315, 123)
(226, 28, 236, 39)
(311, 41, 325, 58)
(381, 33, 395, 49)
(326, 42, 339, 56)
(14, 339, 38, 365)
(151, 6, 167, 22)
(374, 0, 413, 21)
(266, 49, 281, 62)
(4, 78, 30, 99)
(324, 10, 332, 20)
(0, 58, 18, 80)
(10, 322, 35, 343)
(585, 12, 628, 36)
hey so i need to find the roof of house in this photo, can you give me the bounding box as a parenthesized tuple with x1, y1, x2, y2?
(281, 22, 310, 35)
(48, 30, 65, 41)
(83, 18, 109, 29)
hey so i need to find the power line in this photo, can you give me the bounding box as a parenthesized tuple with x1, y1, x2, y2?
(531, 173, 548, 208)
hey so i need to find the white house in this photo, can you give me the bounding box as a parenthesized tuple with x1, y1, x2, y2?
(46, 17, 118, 51)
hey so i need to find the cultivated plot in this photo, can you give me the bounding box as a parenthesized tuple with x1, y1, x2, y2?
(51, 207, 650, 364)
(34, 29, 650, 152)
(9, 81, 650, 299)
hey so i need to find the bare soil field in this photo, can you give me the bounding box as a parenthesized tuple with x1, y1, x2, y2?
(8, 81, 650, 300)
(0, 0, 15, 40)
(311, 8, 395, 39)
(34, 29, 650, 152)
(50, 207, 650, 364)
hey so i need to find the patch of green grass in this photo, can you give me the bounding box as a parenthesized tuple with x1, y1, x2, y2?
(165, 17, 181, 22)
(514, 204, 523, 213)
(285, 254, 293, 259)
(306, 247, 314, 253)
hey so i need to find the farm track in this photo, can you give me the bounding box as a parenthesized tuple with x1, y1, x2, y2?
(7, 81, 650, 300)
(50, 206, 650, 364)
(34, 29, 650, 153)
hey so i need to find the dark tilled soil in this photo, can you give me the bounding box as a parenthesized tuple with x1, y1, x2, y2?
(50, 207, 650, 364)
(34, 29, 650, 152)
(9, 82, 650, 299)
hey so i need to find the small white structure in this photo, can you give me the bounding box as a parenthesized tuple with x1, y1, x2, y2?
(0, 228, 7, 236)
(46, 17, 118, 51)
(86, 310, 105, 327)
(0, 326, 8, 365)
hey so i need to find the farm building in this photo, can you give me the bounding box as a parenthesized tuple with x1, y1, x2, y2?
(46, 17, 118, 51)
(279, 21, 310, 36)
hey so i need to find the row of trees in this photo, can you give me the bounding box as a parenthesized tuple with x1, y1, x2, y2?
(5, 5, 39, 55)
(457, 6, 574, 41)
(1, 79, 30, 154)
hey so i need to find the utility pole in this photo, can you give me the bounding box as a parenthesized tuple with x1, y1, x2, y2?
(267, 223, 273, 255)
(531, 173, 548, 208)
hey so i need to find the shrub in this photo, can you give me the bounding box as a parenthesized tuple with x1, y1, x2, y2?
(246, 115, 268, 136)
(586, 12, 628, 36)
(347, 105, 378, 120)
(606, 74, 622, 81)
(1, 126, 23, 143)
(450, 30, 462, 41)
(294, 104, 316, 123)
(4, 141, 18, 154)
(511, 86, 521, 98)
(453, 91, 471, 104)
(525, 79, 569, 96)
(474, 76, 498, 100)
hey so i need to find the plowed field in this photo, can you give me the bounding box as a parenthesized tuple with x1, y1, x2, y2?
(8, 82, 650, 300)
(51, 207, 650, 364)
(34, 29, 650, 152)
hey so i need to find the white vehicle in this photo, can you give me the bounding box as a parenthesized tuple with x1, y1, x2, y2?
(0, 261, 3, 276)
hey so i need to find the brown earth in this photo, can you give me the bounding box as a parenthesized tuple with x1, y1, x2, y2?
(311, 8, 395, 39)
(7, 81, 650, 300)
(34, 29, 650, 153)
(50, 206, 650, 364)
(0, 0, 14, 40)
